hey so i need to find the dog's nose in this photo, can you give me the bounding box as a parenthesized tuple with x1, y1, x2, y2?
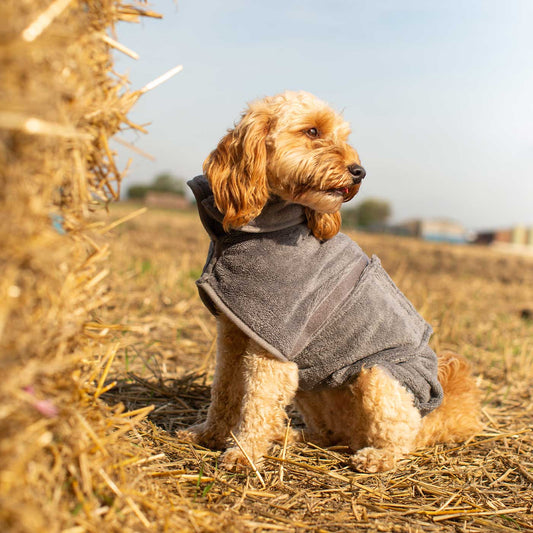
(348, 164, 366, 183)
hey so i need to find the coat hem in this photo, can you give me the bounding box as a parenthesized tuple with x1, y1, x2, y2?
(197, 279, 289, 363)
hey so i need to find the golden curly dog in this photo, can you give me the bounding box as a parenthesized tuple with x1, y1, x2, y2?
(177, 91, 481, 472)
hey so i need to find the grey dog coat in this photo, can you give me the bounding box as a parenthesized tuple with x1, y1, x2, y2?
(188, 175, 443, 416)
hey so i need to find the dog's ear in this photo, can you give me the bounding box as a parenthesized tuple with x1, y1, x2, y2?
(203, 107, 271, 231)
(305, 210, 341, 241)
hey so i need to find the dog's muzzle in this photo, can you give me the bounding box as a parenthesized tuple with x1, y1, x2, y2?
(348, 164, 366, 184)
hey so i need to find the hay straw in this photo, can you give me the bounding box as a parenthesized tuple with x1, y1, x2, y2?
(94, 342, 119, 400)
(99, 33, 139, 60)
(112, 136, 156, 160)
(230, 431, 266, 488)
(116, 405, 155, 419)
(98, 468, 151, 528)
(432, 507, 528, 521)
(278, 419, 291, 483)
(98, 206, 148, 234)
(21, 0, 74, 41)
(140, 64, 184, 94)
(75, 412, 109, 457)
(0, 112, 92, 139)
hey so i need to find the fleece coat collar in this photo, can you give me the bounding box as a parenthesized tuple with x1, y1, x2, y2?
(188, 175, 443, 416)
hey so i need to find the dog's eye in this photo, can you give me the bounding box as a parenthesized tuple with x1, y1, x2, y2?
(306, 127, 319, 138)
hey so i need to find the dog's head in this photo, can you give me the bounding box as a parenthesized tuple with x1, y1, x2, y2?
(203, 91, 365, 240)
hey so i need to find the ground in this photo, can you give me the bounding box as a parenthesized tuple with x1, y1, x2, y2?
(100, 202, 532, 532)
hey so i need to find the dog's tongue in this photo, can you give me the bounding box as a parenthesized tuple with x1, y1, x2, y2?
(341, 187, 350, 196)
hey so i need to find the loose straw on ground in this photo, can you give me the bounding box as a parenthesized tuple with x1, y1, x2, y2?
(99, 468, 151, 528)
(94, 342, 120, 400)
(229, 431, 266, 488)
(279, 420, 291, 483)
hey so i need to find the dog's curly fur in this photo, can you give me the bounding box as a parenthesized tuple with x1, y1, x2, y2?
(177, 91, 482, 472)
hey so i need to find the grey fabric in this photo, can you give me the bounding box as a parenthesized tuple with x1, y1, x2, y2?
(188, 175, 443, 416)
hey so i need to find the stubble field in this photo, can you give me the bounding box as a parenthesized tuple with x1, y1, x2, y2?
(100, 202, 532, 532)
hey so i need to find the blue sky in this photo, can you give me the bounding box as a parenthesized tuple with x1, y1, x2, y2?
(113, 1, 533, 230)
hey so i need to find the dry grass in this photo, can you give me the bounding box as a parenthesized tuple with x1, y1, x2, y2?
(100, 202, 533, 532)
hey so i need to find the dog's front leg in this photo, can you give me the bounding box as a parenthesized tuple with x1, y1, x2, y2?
(220, 342, 298, 470)
(176, 315, 248, 449)
(348, 366, 422, 472)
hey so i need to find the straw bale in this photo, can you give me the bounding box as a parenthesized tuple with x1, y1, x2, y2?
(0, 2, 208, 531)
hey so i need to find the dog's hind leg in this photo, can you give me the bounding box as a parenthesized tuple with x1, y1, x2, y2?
(348, 366, 421, 473)
(176, 315, 248, 449)
(220, 342, 298, 469)
(416, 352, 481, 447)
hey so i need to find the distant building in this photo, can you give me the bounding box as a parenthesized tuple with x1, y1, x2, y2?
(143, 191, 190, 210)
(474, 225, 533, 255)
(400, 219, 468, 244)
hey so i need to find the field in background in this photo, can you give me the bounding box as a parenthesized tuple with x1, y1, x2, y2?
(99, 202, 532, 532)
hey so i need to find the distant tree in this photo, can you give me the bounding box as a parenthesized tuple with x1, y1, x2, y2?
(127, 172, 185, 199)
(151, 172, 186, 196)
(127, 185, 149, 199)
(342, 198, 392, 228)
(342, 206, 359, 228)
(356, 198, 391, 227)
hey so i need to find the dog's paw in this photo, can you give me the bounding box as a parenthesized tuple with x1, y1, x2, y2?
(219, 447, 262, 471)
(219, 447, 250, 471)
(349, 447, 397, 473)
(175, 426, 201, 444)
(175, 423, 227, 450)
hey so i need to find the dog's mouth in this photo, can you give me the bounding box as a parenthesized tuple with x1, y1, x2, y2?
(326, 186, 354, 199)
(326, 187, 349, 196)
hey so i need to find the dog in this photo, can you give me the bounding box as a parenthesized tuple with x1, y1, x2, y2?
(177, 91, 481, 473)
